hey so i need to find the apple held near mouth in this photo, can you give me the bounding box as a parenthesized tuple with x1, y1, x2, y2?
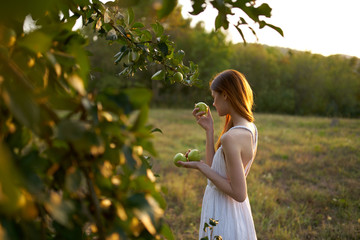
(188, 149, 201, 161)
(195, 102, 209, 115)
(173, 153, 187, 167)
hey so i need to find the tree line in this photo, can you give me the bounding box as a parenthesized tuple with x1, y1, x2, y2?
(86, 7, 360, 118)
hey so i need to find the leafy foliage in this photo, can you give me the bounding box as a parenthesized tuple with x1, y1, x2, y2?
(86, 6, 359, 118)
(189, 0, 283, 43)
(0, 0, 282, 239)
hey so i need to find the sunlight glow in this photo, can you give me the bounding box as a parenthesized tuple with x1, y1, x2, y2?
(179, 0, 360, 58)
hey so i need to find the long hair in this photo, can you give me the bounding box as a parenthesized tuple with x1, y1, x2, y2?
(210, 69, 254, 149)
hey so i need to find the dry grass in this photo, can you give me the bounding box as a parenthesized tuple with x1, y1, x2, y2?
(148, 109, 360, 239)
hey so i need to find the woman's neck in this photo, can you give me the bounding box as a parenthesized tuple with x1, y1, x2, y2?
(229, 110, 250, 127)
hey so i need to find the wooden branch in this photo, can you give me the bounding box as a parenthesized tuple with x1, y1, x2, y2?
(83, 167, 106, 240)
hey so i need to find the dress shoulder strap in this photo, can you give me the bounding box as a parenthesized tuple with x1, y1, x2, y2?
(229, 123, 257, 147)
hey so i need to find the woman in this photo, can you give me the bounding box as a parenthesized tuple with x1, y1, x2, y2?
(178, 69, 258, 239)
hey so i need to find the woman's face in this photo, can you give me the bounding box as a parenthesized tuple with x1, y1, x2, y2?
(211, 90, 229, 116)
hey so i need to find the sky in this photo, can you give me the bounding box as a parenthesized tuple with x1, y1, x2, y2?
(179, 0, 360, 58)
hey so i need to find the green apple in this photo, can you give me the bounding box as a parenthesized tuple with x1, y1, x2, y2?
(173, 153, 187, 167)
(177, 49, 185, 56)
(195, 102, 209, 115)
(131, 51, 140, 62)
(128, 51, 140, 63)
(188, 149, 201, 161)
(173, 72, 183, 82)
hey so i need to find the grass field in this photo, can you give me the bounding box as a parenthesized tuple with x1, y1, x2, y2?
(148, 109, 360, 240)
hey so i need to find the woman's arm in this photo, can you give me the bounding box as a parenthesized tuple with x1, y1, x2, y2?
(220, 133, 247, 202)
(193, 108, 215, 166)
(204, 128, 215, 166)
(178, 133, 248, 202)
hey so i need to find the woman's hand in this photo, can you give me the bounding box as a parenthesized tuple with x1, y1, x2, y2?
(177, 160, 205, 170)
(193, 107, 214, 132)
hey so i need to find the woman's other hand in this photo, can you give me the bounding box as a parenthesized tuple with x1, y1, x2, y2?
(177, 160, 205, 170)
(193, 107, 214, 132)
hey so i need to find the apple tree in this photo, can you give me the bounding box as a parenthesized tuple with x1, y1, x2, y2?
(0, 0, 281, 239)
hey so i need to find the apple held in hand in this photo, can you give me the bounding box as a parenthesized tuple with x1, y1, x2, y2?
(173, 153, 187, 167)
(174, 149, 202, 167)
(187, 149, 201, 161)
(195, 102, 208, 115)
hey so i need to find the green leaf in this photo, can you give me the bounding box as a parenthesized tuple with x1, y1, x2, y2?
(209, 218, 219, 226)
(6, 124, 32, 150)
(140, 30, 152, 42)
(157, 0, 177, 19)
(248, 26, 258, 41)
(0, 0, 51, 24)
(151, 70, 165, 81)
(132, 22, 144, 29)
(157, 42, 169, 56)
(0, 145, 23, 214)
(123, 145, 137, 169)
(190, 0, 206, 15)
(67, 74, 86, 96)
(48, 94, 78, 111)
(2, 83, 40, 134)
(97, 89, 132, 114)
(160, 223, 175, 240)
(257, 3, 272, 18)
(131, 105, 149, 131)
(265, 22, 284, 37)
(65, 168, 86, 193)
(55, 119, 88, 141)
(215, 13, 228, 30)
(241, 6, 259, 22)
(114, 45, 127, 58)
(18, 30, 52, 53)
(114, 48, 129, 64)
(151, 128, 163, 134)
(66, 42, 90, 82)
(123, 88, 152, 108)
(139, 138, 157, 157)
(211, 0, 224, 8)
(151, 22, 164, 38)
(234, 25, 247, 45)
(127, 7, 134, 25)
(259, 20, 266, 29)
(203, 222, 210, 232)
(45, 192, 75, 227)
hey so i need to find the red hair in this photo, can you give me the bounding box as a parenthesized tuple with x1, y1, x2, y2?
(210, 69, 254, 149)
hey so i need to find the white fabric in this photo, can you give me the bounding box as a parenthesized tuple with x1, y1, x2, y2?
(198, 123, 258, 240)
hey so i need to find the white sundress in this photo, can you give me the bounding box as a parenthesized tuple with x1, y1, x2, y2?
(199, 124, 258, 240)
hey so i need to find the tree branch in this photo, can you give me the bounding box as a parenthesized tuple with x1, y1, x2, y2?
(83, 166, 106, 240)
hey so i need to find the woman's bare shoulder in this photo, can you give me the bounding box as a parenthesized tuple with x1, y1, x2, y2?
(221, 128, 252, 149)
